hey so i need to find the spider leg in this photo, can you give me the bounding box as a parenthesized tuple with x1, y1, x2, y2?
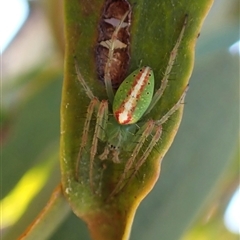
(124, 120, 155, 173)
(108, 120, 155, 199)
(74, 58, 95, 100)
(126, 125, 162, 185)
(144, 15, 188, 115)
(74, 58, 100, 180)
(156, 84, 189, 126)
(98, 105, 112, 161)
(103, 10, 130, 104)
(75, 98, 99, 180)
(89, 100, 108, 189)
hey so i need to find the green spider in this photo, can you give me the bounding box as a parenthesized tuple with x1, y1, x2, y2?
(74, 13, 189, 198)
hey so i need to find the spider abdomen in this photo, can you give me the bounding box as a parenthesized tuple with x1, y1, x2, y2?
(113, 66, 154, 125)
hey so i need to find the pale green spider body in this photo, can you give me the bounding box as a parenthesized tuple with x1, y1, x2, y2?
(99, 116, 138, 162)
(75, 14, 189, 197)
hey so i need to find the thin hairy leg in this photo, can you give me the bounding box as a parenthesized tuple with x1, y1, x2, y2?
(145, 15, 188, 115)
(74, 58, 95, 100)
(89, 100, 109, 189)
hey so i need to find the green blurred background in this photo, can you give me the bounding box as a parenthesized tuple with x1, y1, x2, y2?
(1, 0, 239, 239)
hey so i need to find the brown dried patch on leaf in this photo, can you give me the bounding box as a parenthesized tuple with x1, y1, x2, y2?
(96, 0, 131, 89)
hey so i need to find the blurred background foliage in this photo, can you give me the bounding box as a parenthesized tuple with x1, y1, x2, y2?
(1, 0, 239, 239)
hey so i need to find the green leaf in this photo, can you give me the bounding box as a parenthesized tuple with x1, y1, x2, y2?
(61, 0, 214, 240)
